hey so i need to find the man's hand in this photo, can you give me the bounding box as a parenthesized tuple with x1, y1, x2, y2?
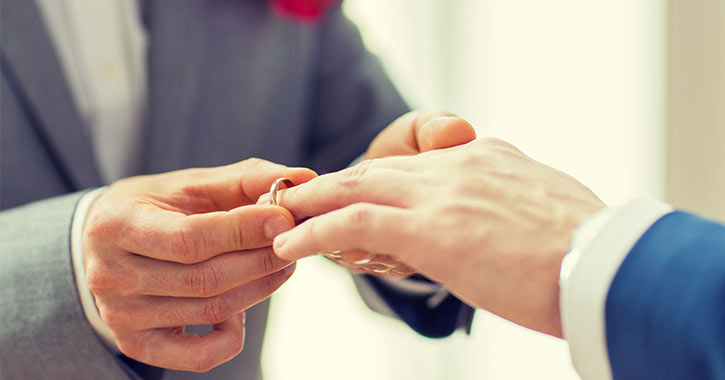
(326, 111, 476, 276)
(364, 111, 477, 160)
(271, 136, 605, 337)
(82, 159, 316, 372)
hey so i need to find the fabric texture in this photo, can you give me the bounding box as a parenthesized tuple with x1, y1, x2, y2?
(0, 0, 471, 378)
(0, 192, 134, 380)
(606, 212, 725, 379)
(560, 198, 673, 380)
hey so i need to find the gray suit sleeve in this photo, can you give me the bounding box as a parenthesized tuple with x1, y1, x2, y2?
(303, 4, 409, 174)
(0, 192, 134, 379)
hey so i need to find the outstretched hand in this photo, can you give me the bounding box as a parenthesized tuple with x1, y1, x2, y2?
(272, 136, 605, 337)
(307, 111, 476, 276)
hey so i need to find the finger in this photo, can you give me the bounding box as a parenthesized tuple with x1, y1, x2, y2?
(365, 111, 459, 159)
(183, 159, 317, 211)
(125, 247, 291, 297)
(273, 203, 416, 261)
(416, 116, 476, 152)
(363, 254, 416, 277)
(328, 257, 370, 274)
(256, 193, 271, 206)
(328, 252, 415, 278)
(124, 312, 246, 372)
(148, 264, 295, 327)
(121, 205, 296, 263)
(272, 164, 421, 221)
(338, 249, 372, 264)
(109, 265, 295, 330)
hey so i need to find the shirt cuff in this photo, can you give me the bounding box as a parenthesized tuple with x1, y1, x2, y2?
(70, 187, 119, 352)
(559, 198, 673, 380)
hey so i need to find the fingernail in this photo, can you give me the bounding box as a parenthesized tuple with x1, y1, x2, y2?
(273, 232, 289, 250)
(264, 215, 292, 240)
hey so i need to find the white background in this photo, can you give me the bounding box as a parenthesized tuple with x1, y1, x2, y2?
(263, 1, 665, 379)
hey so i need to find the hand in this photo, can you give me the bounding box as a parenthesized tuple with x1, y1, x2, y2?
(83, 159, 316, 372)
(271, 137, 605, 337)
(364, 110, 477, 160)
(332, 111, 477, 276)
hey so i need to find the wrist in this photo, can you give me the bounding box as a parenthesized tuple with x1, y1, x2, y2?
(559, 198, 673, 380)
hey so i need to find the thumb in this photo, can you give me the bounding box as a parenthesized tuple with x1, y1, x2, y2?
(416, 116, 477, 153)
(196, 159, 317, 210)
(365, 111, 476, 159)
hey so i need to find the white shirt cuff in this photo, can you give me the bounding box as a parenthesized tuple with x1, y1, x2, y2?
(71, 187, 119, 352)
(559, 198, 673, 380)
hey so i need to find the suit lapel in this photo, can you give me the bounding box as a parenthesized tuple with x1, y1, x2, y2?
(141, 0, 208, 174)
(0, 0, 103, 190)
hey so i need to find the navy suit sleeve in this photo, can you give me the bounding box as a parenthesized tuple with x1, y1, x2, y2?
(605, 211, 725, 379)
(362, 275, 475, 338)
(306, 6, 474, 338)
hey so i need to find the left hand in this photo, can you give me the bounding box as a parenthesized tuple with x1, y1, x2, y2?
(348, 111, 476, 275)
(270, 137, 605, 337)
(260, 111, 476, 277)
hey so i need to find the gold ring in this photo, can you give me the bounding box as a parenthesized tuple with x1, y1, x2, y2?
(269, 178, 294, 206)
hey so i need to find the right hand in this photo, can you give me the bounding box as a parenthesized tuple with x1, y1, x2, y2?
(82, 159, 316, 372)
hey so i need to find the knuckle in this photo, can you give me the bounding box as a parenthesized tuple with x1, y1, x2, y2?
(344, 204, 372, 231)
(202, 296, 231, 324)
(188, 263, 223, 297)
(115, 337, 140, 361)
(84, 209, 121, 243)
(242, 157, 265, 172)
(192, 350, 218, 373)
(253, 274, 283, 299)
(305, 217, 322, 246)
(450, 177, 480, 197)
(257, 247, 277, 274)
(85, 258, 116, 293)
(339, 160, 374, 190)
(170, 223, 202, 263)
(97, 301, 131, 329)
(229, 328, 245, 357)
(459, 149, 489, 167)
(260, 271, 283, 291)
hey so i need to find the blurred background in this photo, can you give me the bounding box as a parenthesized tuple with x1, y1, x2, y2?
(263, 1, 724, 379)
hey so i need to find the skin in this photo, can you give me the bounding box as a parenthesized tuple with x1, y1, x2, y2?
(83, 159, 316, 372)
(82, 111, 475, 372)
(272, 134, 606, 337)
(260, 111, 478, 276)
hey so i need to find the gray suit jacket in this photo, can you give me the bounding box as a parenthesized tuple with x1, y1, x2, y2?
(0, 0, 408, 379)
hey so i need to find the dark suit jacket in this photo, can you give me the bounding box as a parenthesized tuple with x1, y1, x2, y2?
(0, 0, 471, 379)
(606, 212, 725, 379)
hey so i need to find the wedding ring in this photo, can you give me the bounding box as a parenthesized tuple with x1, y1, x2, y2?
(320, 250, 343, 259)
(269, 178, 294, 206)
(361, 263, 392, 274)
(353, 257, 373, 265)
